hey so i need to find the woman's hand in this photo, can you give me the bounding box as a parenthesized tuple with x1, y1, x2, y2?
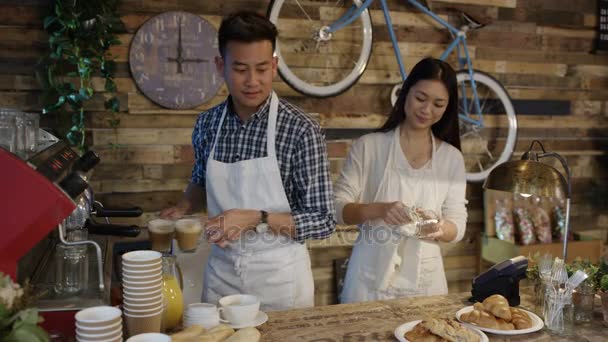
(377, 201, 412, 225)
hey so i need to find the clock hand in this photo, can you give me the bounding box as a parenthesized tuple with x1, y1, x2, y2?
(176, 16, 183, 74)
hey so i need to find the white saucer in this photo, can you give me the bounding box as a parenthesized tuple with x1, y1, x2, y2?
(226, 311, 268, 329)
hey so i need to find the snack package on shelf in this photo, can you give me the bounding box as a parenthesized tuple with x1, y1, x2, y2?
(513, 196, 536, 246)
(551, 198, 573, 242)
(530, 196, 552, 244)
(494, 198, 515, 243)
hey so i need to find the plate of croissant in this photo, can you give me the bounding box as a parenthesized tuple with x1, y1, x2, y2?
(456, 294, 544, 335)
(394, 318, 488, 342)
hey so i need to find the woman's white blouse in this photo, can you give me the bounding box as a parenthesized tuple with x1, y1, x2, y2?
(333, 130, 468, 243)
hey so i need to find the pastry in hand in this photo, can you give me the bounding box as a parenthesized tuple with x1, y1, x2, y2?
(482, 294, 512, 321)
(510, 307, 533, 329)
(460, 303, 515, 330)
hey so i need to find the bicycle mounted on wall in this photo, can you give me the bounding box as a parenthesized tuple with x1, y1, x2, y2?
(268, 0, 518, 182)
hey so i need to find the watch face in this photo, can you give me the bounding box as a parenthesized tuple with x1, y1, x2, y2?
(256, 223, 269, 234)
(129, 11, 224, 109)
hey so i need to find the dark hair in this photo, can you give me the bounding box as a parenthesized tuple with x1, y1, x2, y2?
(376, 58, 460, 150)
(218, 11, 278, 57)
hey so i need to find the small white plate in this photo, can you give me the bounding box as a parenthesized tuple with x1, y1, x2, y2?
(226, 311, 268, 329)
(455, 306, 544, 335)
(394, 320, 488, 342)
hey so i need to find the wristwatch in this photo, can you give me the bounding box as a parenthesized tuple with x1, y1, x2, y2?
(255, 210, 269, 234)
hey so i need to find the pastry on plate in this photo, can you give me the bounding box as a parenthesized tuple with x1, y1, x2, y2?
(404, 322, 447, 342)
(510, 307, 533, 330)
(404, 318, 480, 342)
(460, 303, 514, 330)
(481, 294, 511, 321)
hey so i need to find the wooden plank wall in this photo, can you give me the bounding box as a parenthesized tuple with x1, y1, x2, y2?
(1, 0, 607, 306)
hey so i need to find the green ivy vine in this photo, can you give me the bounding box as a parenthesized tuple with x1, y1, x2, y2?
(36, 0, 124, 153)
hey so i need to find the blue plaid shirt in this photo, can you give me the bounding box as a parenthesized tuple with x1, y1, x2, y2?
(191, 95, 336, 242)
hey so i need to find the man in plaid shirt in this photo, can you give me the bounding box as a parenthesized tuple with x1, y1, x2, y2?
(161, 11, 335, 310)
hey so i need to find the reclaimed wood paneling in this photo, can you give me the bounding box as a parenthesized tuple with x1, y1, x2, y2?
(1, 0, 606, 307)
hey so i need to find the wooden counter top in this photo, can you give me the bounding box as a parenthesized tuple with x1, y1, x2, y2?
(258, 289, 607, 341)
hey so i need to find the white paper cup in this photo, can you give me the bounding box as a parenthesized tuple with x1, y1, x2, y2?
(123, 303, 164, 315)
(122, 294, 163, 305)
(122, 250, 162, 265)
(75, 306, 122, 328)
(123, 283, 162, 293)
(75, 320, 121, 335)
(123, 298, 163, 311)
(183, 303, 225, 329)
(123, 276, 162, 285)
(122, 260, 162, 270)
(122, 268, 162, 277)
(76, 336, 122, 342)
(122, 288, 162, 299)
(124, 310, 163, 337)
(126, 332, 171, 342)
(218, 294, 260, 325)
(122, 270, 163, 281)
(76, 326, 122, 340)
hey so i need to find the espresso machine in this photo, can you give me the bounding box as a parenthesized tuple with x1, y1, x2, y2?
(0, 131, 142, 338)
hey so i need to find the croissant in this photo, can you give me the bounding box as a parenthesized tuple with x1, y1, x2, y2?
(482, 294, 512, 321)
(510, 307, 533, 329)
(460, 303, 515, 330)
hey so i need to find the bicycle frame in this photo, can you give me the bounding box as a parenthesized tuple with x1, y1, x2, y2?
(326, 0, 483, 127)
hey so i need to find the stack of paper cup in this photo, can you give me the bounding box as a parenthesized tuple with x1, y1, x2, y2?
(122, 250, 164, 337)
(183, 303, 222, 329)
(75, 306, 122, 342)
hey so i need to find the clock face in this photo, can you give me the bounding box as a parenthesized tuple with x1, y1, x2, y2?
(129, 11, 223, 109)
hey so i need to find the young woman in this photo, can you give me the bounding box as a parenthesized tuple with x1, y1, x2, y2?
(335, 58, 468, 303)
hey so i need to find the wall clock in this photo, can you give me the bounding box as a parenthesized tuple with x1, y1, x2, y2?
(129, 11, 223, 109)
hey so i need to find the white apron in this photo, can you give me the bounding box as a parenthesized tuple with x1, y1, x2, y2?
(202, 92, 314, 311)
(340, 128, 447, 303)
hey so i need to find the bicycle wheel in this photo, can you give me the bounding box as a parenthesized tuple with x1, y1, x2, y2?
(267, 0, 373, 97)
(456, 70, 517, 182)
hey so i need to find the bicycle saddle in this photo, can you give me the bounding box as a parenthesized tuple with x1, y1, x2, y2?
(461, 12, 485, 30)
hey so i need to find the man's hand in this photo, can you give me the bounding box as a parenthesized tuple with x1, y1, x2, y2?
(159, 201, 191, 219)
(204, 209, 260, 247)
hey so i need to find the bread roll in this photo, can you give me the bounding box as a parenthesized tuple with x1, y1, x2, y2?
(198, 324, 235, 342)
(482, 294, 512, 321)
(225, 327, 261, 342)
(510, 307, 533, 329)
(460, 304, 515, 330)
(171, 324, 206, 340)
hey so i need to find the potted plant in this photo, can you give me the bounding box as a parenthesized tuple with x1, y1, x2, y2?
(36, 0, 124, 153)
(0, 273, 48, 342)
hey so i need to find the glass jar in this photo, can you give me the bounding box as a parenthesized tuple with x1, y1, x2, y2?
(544, 290, 574, 335)
(0, 109, 17, 153)
(54, 243, 88, 295)
(572, 281, 595, 323)
(398, 207, 439, 237)
(161, 255, 184, 331)
(533, 279, 548, 317)
(600, 290, 608, 326)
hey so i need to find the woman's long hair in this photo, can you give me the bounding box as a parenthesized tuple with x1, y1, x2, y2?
(376, 58, 461, 150)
